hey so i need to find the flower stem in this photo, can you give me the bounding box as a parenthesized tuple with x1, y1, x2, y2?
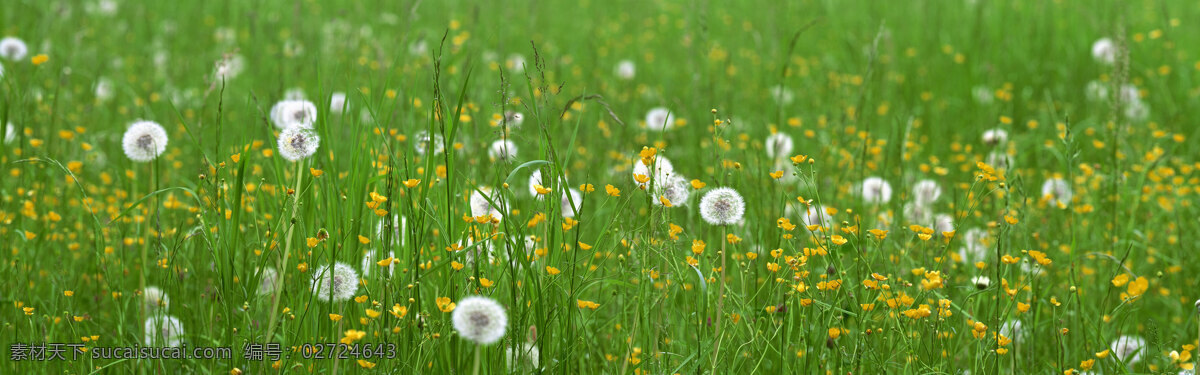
(472, 344, 482, 375)
(265, 160, 305, 343)
(712, 225, 728, 368)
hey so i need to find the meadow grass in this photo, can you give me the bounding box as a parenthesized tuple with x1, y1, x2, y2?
(3, 0, 1200, 373)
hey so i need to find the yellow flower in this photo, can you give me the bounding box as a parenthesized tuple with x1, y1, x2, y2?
(436, 297, 456, 312)
(32, 54, 49, 65)
(306, 237, 320, 248)
(403, 179, 421, 188)
(830, 235, 847, 245)
(329, 314, 343, 321)
(357, 360, 376, 369)
(533, 184, 552, 195)
(605, 184, 620, 197)
(577, 300, 600, 310)
(690, 179, 706, 189)
(309, 168, 324, 177)
(769, 170, 784, 179)
(659, 196, 673, 207)
(358, 235, 370, 244)
(546, 266, 561, 275)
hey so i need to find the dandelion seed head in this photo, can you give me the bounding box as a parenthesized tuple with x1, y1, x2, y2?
(361, 250, 396, 277)
(615, 60, 636, 80)
(506, 343, 540, 372)
(277, 126, 320, 161)
(561, 188, 582, 218)
(699, 187, 746, 225)
(256, 267, 280, 296)
(310, 262, 360, 303)
(143, 286, 169, 314)
(122, 120, 169, 162)
(488, 139, 518, 162)
(413, 131, 445, 155)
(270, 99, 318, 129)
(765, 132, 794, 160)
(470, 186, 504, 222)
(329, 92, 348, 114)
(1091, 37, 1116, 64)
(0, 37, 29, 61)
(981, 128, 1008, 146)
(859, 177, 893, 204)
(1110, 335, 1146, 364)
(644, 107, 675, 131)
(452, 296, 508, 345)
(143, 315, 184, 347)
(632, 155, 675, 188)
(654, 176, 691, 208)
(912, 179, 942, 205)
(1041, 178, 1073, 208)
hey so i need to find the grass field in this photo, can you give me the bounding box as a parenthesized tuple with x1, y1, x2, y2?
(3, 0, 1200, 373)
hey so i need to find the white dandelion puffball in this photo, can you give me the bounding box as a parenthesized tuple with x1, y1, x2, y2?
(1110, 335, 1147, 364)
(143, 315, 185, 347)
(143, 286, 169, 314)
(507, 54, 527, 72)
(803, 204, 832, 228)
(270, 99, 318, 129)
(506, 343, 540, 372)
(958, 228, 990, 262)
(986, 152, 1012, 170)
(213, 54, 245, 81)
(655, 176, 691, 207)
(699, 187, 746, 225)
(470, 187, 504, 222)
(1041, 178, 1073, 208)
(452, 296, 508, 345)
(94, 77, 114, 101)
(256, 267, 280, 296)
(1091, 37, 1116, 64)
(4, 122, 16, 144)
(561, 188, 582, 218)
(912, 179, 942, 205)
(632, 155, 675, 188)
(528, 169, 546, 198)
(502, 111, 524, 128)
(981, 128, 1008, 146)
(998, 320, 1025, 344)
(329, 92, 348, 114)
(1123, 100, 1149, 122)
(1084, 80, 1109, 102)
(277, 126, 320, 161)
(361, 249, 396, 277)
(858, 177, 893, 204)
(903, 202, 933, 225)
(971, 276, 990, 289)
(310, 262, 360, 303)
(765, 132, 794, 160)
(971, 85, 994, 104)
(413, 130, 445, 155)
(769, 85, 795, 104)
(122, 120, 169, 162)
(932, 214, 954, 234)
(645, 107, 675, 131)
(488, 139, 518, 162)
(615, 60, 636, 80)
(0, 37, 29, 61)
(1119, 84, 1140, 104)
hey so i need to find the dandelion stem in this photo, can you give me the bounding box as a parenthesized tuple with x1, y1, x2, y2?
(472, 344, 482, 375)
(265, 160, 305, 343)
(712, 225, 728, 367)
